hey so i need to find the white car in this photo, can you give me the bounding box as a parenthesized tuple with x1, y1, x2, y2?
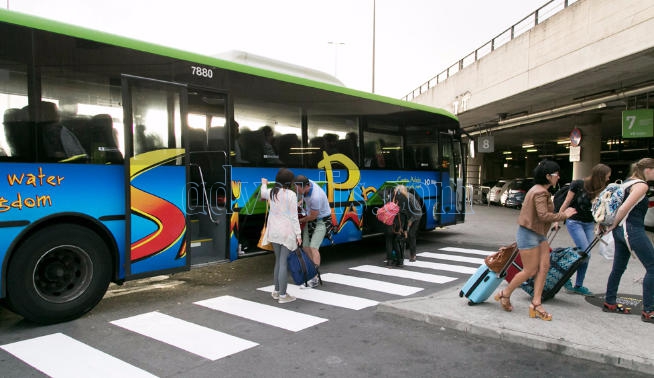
(488, 180, 509, 205)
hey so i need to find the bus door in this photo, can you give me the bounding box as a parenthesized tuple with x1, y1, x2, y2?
(122, 75, 189, 277)
(186, 89, 229, 265)
(439, 132, 462, 225)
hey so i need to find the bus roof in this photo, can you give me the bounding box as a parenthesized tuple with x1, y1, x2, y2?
(214, 50, 345, 87)
(0, 8, 457, 122)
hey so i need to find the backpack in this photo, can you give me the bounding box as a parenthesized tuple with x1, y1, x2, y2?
(552, 183, 571, 213)
(591, 179, 645, 226)
(376, 200, 399, 225)
(287, 248, 321, 287)
(376, 190, 400, 225)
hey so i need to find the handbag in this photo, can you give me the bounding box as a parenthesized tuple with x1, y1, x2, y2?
(485, 242, 518, 273)
(257, 201, 274, 251)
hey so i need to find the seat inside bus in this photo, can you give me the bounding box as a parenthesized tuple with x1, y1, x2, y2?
(3, 107, 32, 159)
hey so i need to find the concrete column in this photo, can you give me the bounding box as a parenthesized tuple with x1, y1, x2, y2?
(466, 153, 483, 185)
(525, 154, 536, 177)
(572, 115, 602, 180)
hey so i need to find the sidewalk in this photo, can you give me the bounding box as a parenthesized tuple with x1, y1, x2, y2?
(378, 205, 653, 375)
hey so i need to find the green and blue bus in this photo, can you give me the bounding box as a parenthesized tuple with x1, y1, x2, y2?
(0, 9, 466, 324)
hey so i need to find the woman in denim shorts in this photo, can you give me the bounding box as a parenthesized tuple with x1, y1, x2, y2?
(494, 160, 576, 321)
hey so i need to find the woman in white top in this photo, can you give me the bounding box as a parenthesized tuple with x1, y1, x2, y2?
(260, 168, 302, 303)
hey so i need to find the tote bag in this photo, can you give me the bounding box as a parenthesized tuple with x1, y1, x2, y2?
(257, 201, 274, 251)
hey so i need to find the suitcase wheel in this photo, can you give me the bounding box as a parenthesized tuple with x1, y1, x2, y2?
(458, 290, 463, 297)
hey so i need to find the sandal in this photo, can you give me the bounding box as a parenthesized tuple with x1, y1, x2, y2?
(642, 311, 654, 323)
(602, 302, 631, 314)
(493, 290, 513, 312)
(529, 302, 552, 321)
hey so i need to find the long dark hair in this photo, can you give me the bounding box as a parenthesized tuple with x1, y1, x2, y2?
(584, 163, 611, 199)
(271, 168, 295, 201)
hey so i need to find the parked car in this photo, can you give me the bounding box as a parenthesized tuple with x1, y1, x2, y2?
(505, 178, 535, 209)
(499, 179, 514, 206)
(645, 182, 654, 232)
(488, 180, 509, 205)
(481, 180, 499, 204)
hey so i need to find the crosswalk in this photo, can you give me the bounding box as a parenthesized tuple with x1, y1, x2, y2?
(0, 245, 493, 377)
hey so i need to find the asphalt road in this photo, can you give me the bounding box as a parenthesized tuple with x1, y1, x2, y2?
(0, 205, 650, 377)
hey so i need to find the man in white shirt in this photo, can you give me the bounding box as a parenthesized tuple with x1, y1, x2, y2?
(294, 174, 332, 288)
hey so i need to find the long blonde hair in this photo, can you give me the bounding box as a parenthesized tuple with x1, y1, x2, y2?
(631, 158, 654, 181)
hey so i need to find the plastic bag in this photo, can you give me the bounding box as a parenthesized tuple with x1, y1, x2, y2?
(599, 232, 615, 260)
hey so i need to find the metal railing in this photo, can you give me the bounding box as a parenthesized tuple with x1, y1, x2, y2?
(402, 0, 577, 101)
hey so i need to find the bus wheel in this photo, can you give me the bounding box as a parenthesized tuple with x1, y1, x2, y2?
(6, 224, 111, 324)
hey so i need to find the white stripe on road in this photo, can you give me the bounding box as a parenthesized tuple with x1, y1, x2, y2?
(405, 259, 478, 274)
(257, 285, 378, 310)
(1, 333, 156, 378)
(438, 247, 495, 256)
(319, 273, 424, 296)
(349, 265, 458, 284)
(194, 295, 327, 332)
(417, 252, 485, 265)
(110, 311, 258, 361)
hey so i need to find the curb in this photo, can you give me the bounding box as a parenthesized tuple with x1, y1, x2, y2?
(377, 298, 653, 375)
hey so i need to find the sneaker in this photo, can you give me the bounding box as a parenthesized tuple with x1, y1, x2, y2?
(563, 280, 574, 293)
(308, 276, 320, 287)
(278, 294, 296, 303)
(299, 276, 320, 289)
(570, 286, 593, 296)
(271, 291, 279, 300)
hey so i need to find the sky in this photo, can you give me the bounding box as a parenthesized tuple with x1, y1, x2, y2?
(6, 0, 547, 98)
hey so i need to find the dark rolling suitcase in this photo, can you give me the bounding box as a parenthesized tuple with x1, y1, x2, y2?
(459, 244, 519, 305)
(520, 234, 601, 301)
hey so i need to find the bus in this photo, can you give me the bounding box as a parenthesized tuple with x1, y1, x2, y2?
(0, 9, 466, 324)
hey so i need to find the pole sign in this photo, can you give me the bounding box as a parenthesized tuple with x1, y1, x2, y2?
(477, 135, 494, 153)
(569, 145, 581, 162)
(622, 109, 654, 138)
(569, 127, 582, 147)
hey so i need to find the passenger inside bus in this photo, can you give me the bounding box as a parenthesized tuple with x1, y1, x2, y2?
(364, 141, 385, 168)
(339, 131, 359, 165)
(261, 125, 283, 165)
(134, 124, 163, 154)
(18, 101, 87, 162)
(276, 133, 301, 167)
(323, 133, 339, 155)
(229, 120, 249, 165)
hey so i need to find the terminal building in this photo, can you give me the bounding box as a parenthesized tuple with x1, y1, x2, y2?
(405, 0, 654, 187)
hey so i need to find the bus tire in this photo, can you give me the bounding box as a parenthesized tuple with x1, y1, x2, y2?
(6, 224, 111, 324)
